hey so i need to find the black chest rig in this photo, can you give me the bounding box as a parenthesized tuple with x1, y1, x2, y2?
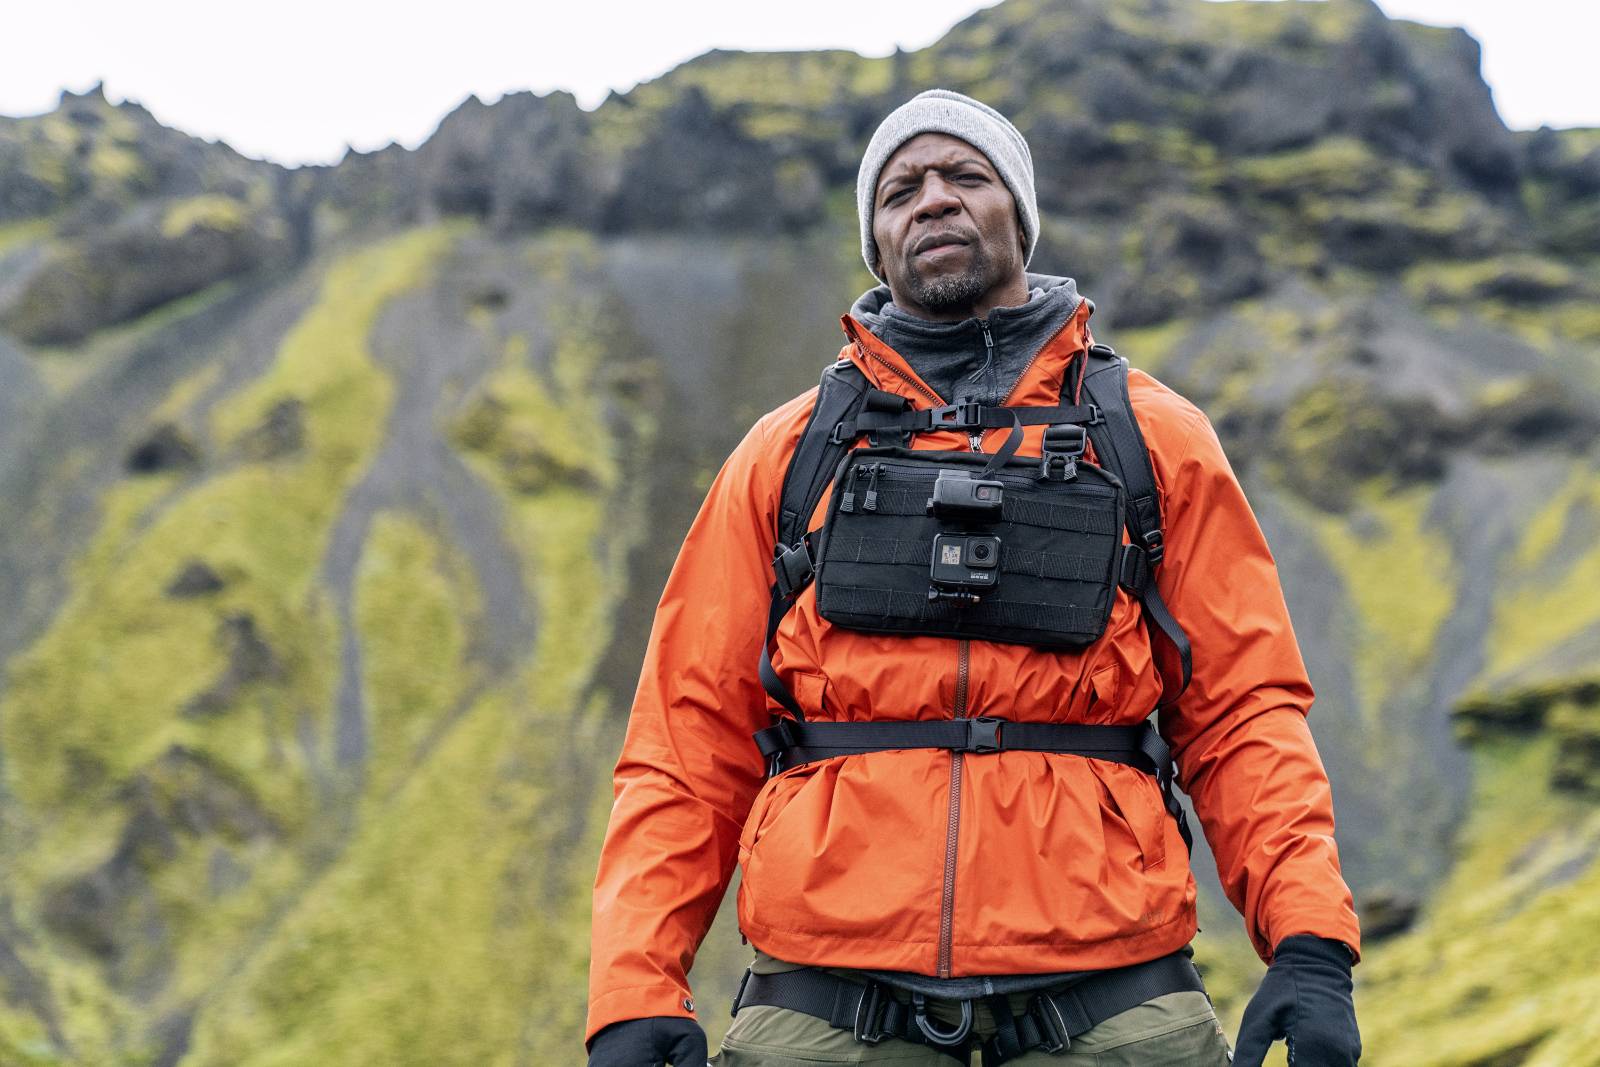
(754, 344, 1194, 850)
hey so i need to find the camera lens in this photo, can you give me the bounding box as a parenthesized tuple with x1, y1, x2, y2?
(971, 542, 991, 561)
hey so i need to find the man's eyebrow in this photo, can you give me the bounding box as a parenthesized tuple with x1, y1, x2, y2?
(879, 157, 994, 194)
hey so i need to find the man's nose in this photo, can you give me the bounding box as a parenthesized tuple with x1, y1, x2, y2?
(911, 176, 962, 223)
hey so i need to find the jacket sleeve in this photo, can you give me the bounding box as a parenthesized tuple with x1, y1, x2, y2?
(1150, 404, 1363, 965)
(586, 413, 783, 1042)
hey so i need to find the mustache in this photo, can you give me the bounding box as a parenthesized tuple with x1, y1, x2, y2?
(911, 229, 976, 255)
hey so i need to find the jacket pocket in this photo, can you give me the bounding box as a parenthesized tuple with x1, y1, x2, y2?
(1092, 762, 1168, 872)
(791, 671, 829, 718)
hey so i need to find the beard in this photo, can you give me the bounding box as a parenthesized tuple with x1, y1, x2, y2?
(908, 235, 1017, 315)
(902, 238, 1010, 313)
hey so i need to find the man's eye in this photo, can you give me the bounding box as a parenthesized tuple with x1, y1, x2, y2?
(956, 173, 986, 183)
(885, 188, 911, 205)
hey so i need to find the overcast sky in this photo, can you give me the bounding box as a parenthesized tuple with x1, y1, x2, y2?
(3, 0, 1595, 169)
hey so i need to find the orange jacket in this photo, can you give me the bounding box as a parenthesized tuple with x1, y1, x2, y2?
(586, 298, 1360, 1041)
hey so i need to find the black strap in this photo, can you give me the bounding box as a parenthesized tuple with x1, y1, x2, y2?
(730, 949, 1205, 1065)
(777, 360, 872, 553)
(730, 969, 970, 1063)
(1082, 344, 1192, 706)
(831, 401, 1103, 444)
(753, 716, 1191, 850)
(982, 950, 1206, 1063)
(755, 717, 1156, 774)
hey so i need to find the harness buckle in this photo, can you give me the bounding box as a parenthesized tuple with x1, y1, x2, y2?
(1025, 993, 1070, 1054)
(1040, 423, 1087, 482)
(1142, 528, 1164, 566)
(772, 538, 816, 600)
(928, 402, 985, 431)
(964, 717, 1004, 754)
(853, 980, 889, 1045)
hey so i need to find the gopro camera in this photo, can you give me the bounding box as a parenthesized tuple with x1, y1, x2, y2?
(929, 532, 1002, 601)
(927, 470, 1005, 521)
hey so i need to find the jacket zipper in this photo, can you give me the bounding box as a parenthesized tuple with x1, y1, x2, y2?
(939, 639, 969, 978)
(858, 342, 943, 407)
(967, 323, 996, 451)
(936, 406, 984, 978)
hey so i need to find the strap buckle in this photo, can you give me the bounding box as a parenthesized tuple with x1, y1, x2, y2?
(1025, 993, 1070, 1054)
(928, 401, 984, 431)
(1141, 529, 1164, 566)
(853, 980, 889, 1045)
(963, 717, 1004, 754)
(771, 538, 816, 600)
(1118, 543, 1150, 594)
(1039, 423, 1086, 481)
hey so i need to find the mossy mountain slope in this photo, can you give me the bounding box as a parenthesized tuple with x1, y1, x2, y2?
(0, 1, 1597, 1062)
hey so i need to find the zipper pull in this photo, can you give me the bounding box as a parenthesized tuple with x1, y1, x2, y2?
(863, 463, 881, 511)
(840, 464, 860, 512)
(970, 323, 997, 452)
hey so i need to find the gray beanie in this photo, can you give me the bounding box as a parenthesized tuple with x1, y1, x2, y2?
(857, 88, 1038, 282)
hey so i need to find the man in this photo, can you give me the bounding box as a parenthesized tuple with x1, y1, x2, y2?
(587, 89, 1362, 1066)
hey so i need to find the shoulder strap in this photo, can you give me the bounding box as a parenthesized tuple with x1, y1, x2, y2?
(763, 360, 884, 720)
(1080, 343, 1192, 708)
(776, 359, 872, 552)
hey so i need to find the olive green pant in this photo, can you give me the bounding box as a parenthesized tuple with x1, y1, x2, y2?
(712, 954, 1233, 1066)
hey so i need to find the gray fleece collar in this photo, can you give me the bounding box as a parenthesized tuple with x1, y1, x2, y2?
(848, 274, 1084, 407)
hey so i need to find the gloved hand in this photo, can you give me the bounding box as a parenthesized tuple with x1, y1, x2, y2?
(587, 1016, 708, 1067)
(1234, 934, 1361, 1066)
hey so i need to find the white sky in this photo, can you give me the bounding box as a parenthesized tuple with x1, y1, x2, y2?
(2, 0, 1595, 170)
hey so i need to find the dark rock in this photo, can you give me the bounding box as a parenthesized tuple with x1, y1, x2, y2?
(182, 614, 283, 718)
(42, 745, 276, 973)
(125, 422, 200, 474)
(0, 196, 293, 346)
(1359, 888, 1421, 941)
(237, 397, 304, 461)
(165, 560, 225, 598)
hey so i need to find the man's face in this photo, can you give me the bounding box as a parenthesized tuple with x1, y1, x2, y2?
(871, 132, 1026, 320)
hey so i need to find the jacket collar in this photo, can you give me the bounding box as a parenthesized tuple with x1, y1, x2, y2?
(839, 273, 1093, 415)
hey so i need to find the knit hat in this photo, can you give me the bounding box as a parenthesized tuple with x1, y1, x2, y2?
(857, 89, 1038, 282)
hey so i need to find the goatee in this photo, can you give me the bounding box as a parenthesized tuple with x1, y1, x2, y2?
(907, 243, 997, 312)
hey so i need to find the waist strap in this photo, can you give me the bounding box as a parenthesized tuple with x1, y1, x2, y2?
(755, 717, 1149, 772)
(752, 717, 1193, 852)
(731, 949, 1207, 1065)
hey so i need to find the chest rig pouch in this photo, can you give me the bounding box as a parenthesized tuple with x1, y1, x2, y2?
(753, 345, 1197, 854)
(814, 439, 1125, 648)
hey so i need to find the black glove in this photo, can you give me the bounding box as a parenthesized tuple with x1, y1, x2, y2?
(1234, 934, 1361, 1066)
(587, 1016, 708, 1067)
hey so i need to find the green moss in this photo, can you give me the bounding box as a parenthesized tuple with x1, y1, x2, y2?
(1488, 464, 1600, 680)
(1234, 137, 1386, 199)
(1305, 483, 1455, 716)
(1190, 0, 1369, 46)
(87, 142, 145, 187)
(0, 227, 457, 1057)
(1404, 255, 1581, 306)
(175, 229, 655, 1066)
(0, 215, 54, 255)
(1359, 721, 1600, 1065)
(160, 195, 251, 240)
(1110, 318, 1192, 378)
(353, 511, 474, 800)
